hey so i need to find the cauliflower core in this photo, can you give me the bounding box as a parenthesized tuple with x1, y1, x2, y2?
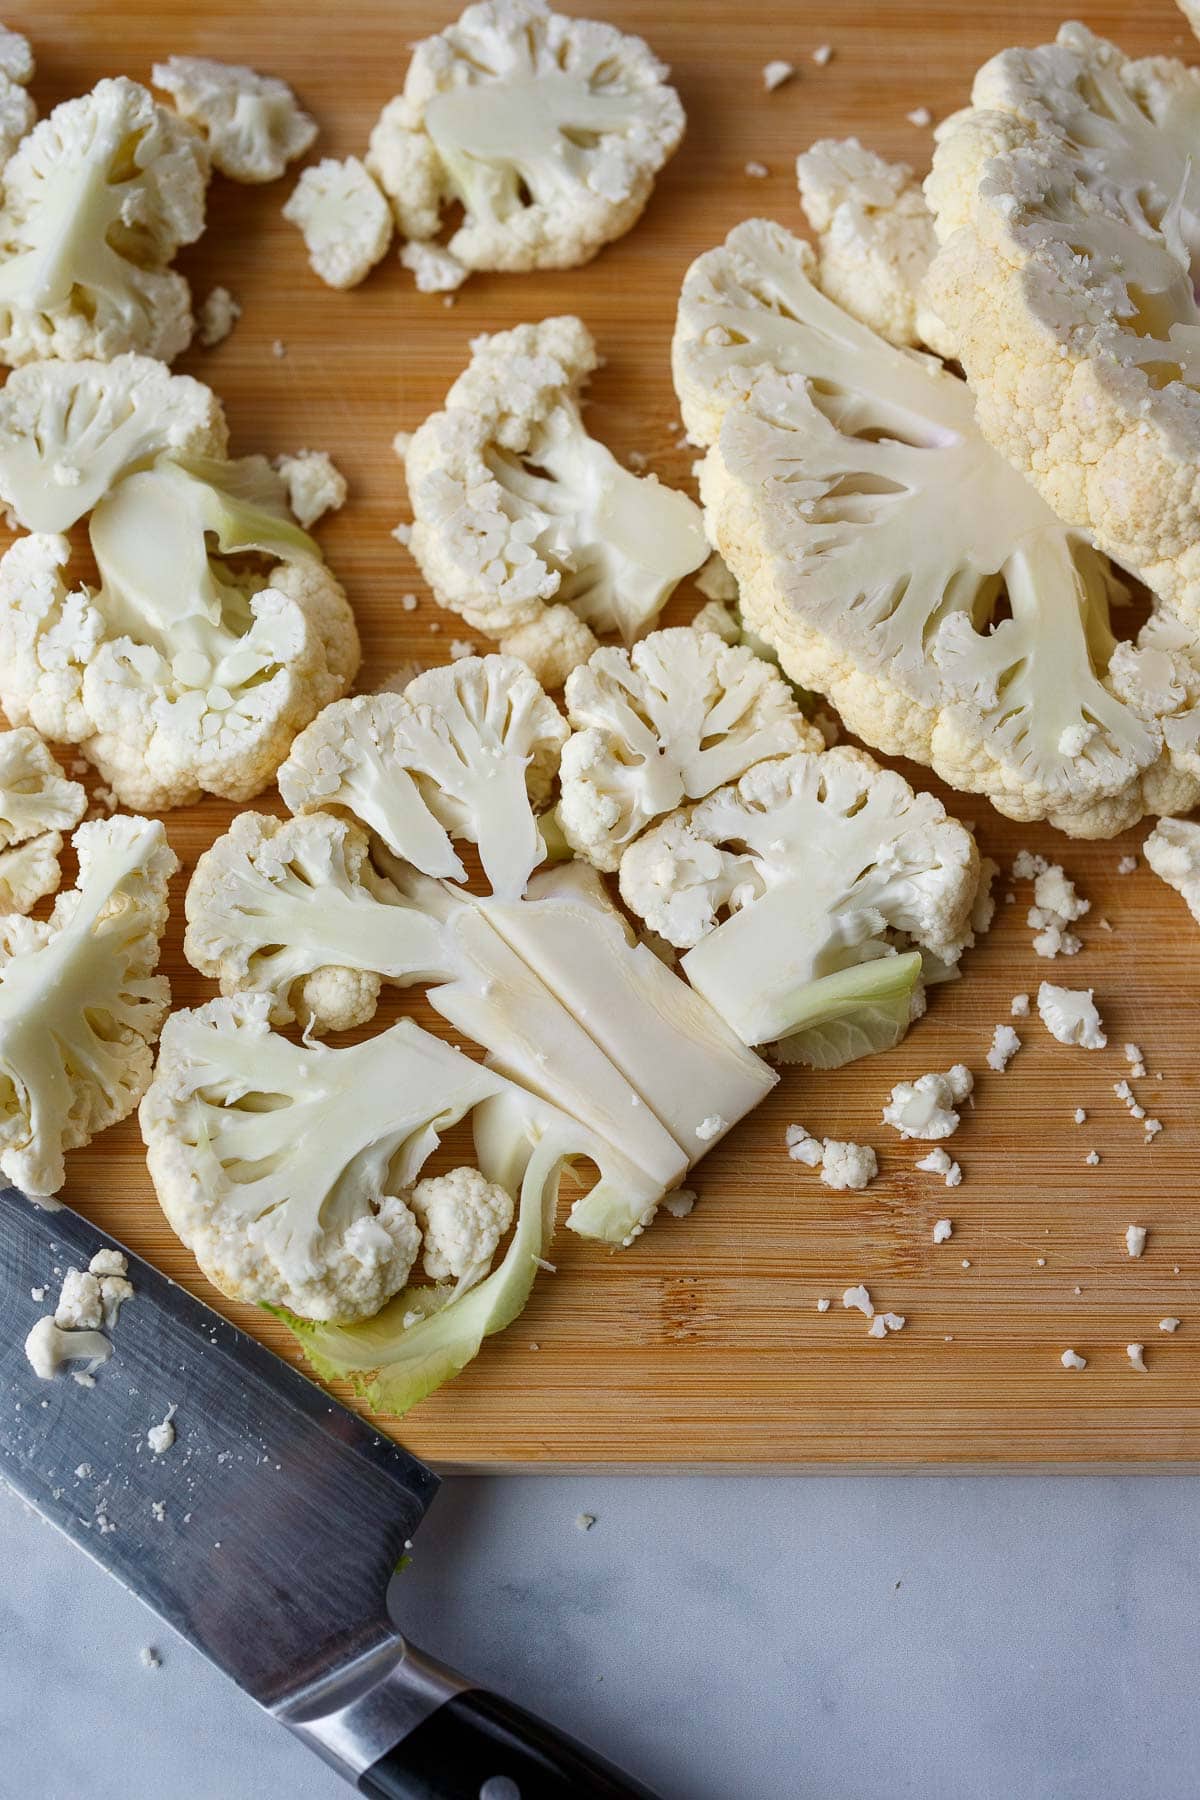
(925, 25, 1200, 623)
(367, 0, 684, 277)
(282, 158, 394, 289)
(152, 56, 317, 183)
(0, 77, 210, 366)
(673, 217, 1197, 838)
(0, 727, 86, 915)
(406, 317, 707, 682)
(560, 626, 821, 871)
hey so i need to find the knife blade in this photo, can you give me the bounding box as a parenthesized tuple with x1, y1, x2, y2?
(1, 1188, 658, 1799)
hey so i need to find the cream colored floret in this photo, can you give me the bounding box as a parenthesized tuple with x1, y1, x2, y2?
(283, 157, 394, 289)
(197, 286, 241, 348)
(408, 1165, 514, 1288)
(152, 55, 317, 183)
(275, 450, 348, 529)
(1144, 816, 1200, 924)
(0, 24, 34, 165)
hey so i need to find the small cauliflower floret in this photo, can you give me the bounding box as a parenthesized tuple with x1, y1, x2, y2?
(197, 285, 241, 349)
(152, 55, 317, 183)
(924, 25, 1200, 623)
(561, 627, 819, 872)
(366, 0, 684, 277)
(275, 450, 348, 529)
(672, 218, 1191, 838)
(406, 317, 707, 662)
(279, 655, 567, 901)
(399, 240, 468, 294)
(25, 1316, 112, 1380)
(0, 78, 210, 366)
(282, 157, 393, 289)
(818, 1139, 877, 1192)
(0, 457, 359, 810)
(1144, 816, 1200, 925)
(796, 137, 937, 349)
(882, 1064, 973, 1141)
(1028, 862, 1088, 959)
(0, 24, 35, 167)
(0, 815, 176, 1197)
(0, 835, 63, 915)
(0, 725, 86, 915)
(54, 1267, 103, 1331)
(408, 1165, 514, 1291)
(619, 744, 980, 1057)
(1037, 982, 1107, 1050)
(986, 1024, 1021, 1073)
(0, 355, 229, 533)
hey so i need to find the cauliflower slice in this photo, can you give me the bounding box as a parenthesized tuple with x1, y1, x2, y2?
(0, 726, 86, 916)
(619, 744, 979, 1052)
(882, 1064, 973, 1140)
(282, 157, 393, 289)
(366, 0, 683, 276)
(275, 449, 347, 528)
(559, 626, 821, 872)
(924, 24, 1200, 621)
(0, 458, 359, 810)
(0, 815, 176, 1197)
(152, 56, 317, 183)
(796, 137, 938, 349)
(0, 24, 34, 167)
(0, 834, 64, 915)
(0, 77, 210, 366)
(0, 355, 229, 534)
(409, 1166, 514, 1291)
(674, 218, 1190, 838)
(1144, 816, 1200, 924)
(1037, 982, 1107, 1050)
(406, 316, 707, 661)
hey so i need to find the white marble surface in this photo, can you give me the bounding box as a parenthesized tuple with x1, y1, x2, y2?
(4, 1474, 1200, 1800)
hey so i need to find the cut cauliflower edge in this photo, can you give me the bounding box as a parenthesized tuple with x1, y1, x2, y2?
(0, 726, 86, 915)
(672, 216, 1200, 838)
(405, 316, 707, 683)
(619, 743, 981, 1061)
(924, 23, 1200, 625)
(1, 814, 177, 1198)
(366, 0, 684, 278)
(0, 455, 359, 810)
(0, 77, 210, 366)
(152, 55, 317, 184)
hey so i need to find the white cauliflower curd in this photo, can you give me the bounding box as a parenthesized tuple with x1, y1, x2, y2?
(1144, 816, 1200, 924)
(0, 726, 85, 914)
(367, 0, 684, 280)
(673, 217, 1198, 838)
(152, 56, 316, 183)
(0, 77, 210, 365)
(282, 157, 394, 289)
(409, 1166, 514, 1290)
(925, 24, 1200, 625)
(0, 815, 176, 1197)
(405, 317, 707, 683)
(0, 23, 34, 167)
(882, 1064, 973, 1141)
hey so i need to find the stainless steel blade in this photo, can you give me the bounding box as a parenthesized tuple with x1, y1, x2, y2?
(0, 1187, 438, 1712)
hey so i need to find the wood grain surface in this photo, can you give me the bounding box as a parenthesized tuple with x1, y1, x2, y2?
(16, 0, 1200, 1467)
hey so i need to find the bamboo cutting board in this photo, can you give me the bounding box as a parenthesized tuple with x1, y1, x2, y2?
(19, 0, 1200, 1467)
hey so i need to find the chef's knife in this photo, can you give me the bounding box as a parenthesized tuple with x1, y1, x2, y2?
(1, 1189, 657, 1799)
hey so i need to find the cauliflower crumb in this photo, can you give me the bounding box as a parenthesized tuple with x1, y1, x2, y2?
(918, 1149, 961, 1189)
(1074, 1107, 1087, 1124)
(1012, 850, 1049, 879)
(816, 1297, 831, 1312)
(1160, 1318, 1181, 1333)
(147, 1406, 177, 1455)
(1126, 1225, 1147, 1258)
(399, 240, 467, 294)
(1010, 993, 1030, 1017)
(819, 1140, 878, 1192)
(197, 286, 241, 349)
(1144, 1118, 1163, 1141)
(744, 160, 770, 179)
(1085, 1151, 1101, 1166)
(1127, 1343, 1147, 1372)
(88, 1250, 128, 1278)
(662, 1188, 696, 1219)
(400, 594, 419, 613)
(391, 522, 413, 547)
(55, 1269, 102, 1331)
(763, 60, 796, 90)
(1060, 1349, 1087, 1370)
(1028, 864, 1088, 958)
(139, 1647, 161, 1671)
(1124, 1043, 1147, 1079)
(812, 45, 834, 66)
(931, 1217, 954, 1242)
(1037, 983, 1106, 1050)
(882, 1065, 972, 1139)
(986, 1025, 1021, 1073)
(1114, 1079, 1146, 1120)
(30, 1286, 45, 1302)
(695, 1114, 726, 1142)
(449, 638, 476, 661)
(272, 339, 287, 359)
(1117, 855, 1138, 874)
(275, 449, 347, 529)
(906, 105, 932, 126)
(843, 1284, 873, 1317)
(575, 1513, 597, 1532)
(867, 1311, 906, 1337)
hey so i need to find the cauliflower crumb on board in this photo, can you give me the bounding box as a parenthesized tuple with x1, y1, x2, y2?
(1037, 983, 1106, 1050)
(1127, 1344, 1147, 1372)
(1124, 1043, 1147, 1079)
(918, 1150, 961, 1189)
(1027, 865, 1089, 959)
(905, 106, 932, 126)
(197, 286, 241, 349)
(843, 1284, 874, 1318)
(399, 240, 467, 294)
(787, 1126, 877, 1190)
(1074, 1107, 1087, 1125)
(1085, 1151, 1101, 1166)
(931, 1217, 954, 1242)
(1160, 1318, 1181, 1333)
(812, 45, 834, 66)
(1117, 855, 1138, 875)
(1126, 1225, 1148, 1258)
(744, 160, 770, 179)
(986, 1025, 1021, 1073)
(762, 59, 796, 90)
(1060, 1349, 1087, 1371)
(867, 1312, 905, 1338)
(1010, 993, 1030, 1017)
(662, 1188, 696, 1219)
(882, 1065, 972, 1139)
(816, 1297, 831, 1313)
(449, 638, 476, 661)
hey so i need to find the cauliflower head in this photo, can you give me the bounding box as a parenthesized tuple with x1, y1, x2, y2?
(152, 56, 317, 184)
(1144, 815, 1200, 924)
(619, 745, 980, 1052)
(0, 814, 177, 1197)
(408, 1165, 514, 1290)
(279, 654, 567, 901)
(406, 316, 707, 669)
(673, 217, 1195, 838)
(366, 0, 684, 275)
(558, 625, 824, 871)
(924, 24, 1200, 622)
(0, 457, 359, 810)
(282, 157, 394, 289)
(0, 355, 229, 534)
(0, 77, 210, 366)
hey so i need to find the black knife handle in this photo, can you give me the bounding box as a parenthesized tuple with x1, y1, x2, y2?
(357, 1687, 660, 1800)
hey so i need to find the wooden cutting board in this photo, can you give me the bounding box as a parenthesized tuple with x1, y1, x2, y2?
(21, 0, 1200, 1467)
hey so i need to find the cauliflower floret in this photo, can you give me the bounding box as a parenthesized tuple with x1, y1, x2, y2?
(0, 835, 63, 915)
(55, 1267, 103, 1330)
(0, 355, 229, 533)
(282, 157, 393, 289)
(1037, 982, 1107, 1050)
(408, 1165, 515, 1290)
(366, 0, 684, 277)
(796, 137, 938, 349)
(275, 450, 348, 529)
(197, 286, 241, 349)
(619, 743, 979, 1055)
(0, 24, 34, 167)
(986, 1024, 1021, 1073)
(279, 654, 567, 901)
(0, 815, 176, 1197)
(0, 458, 359, 810)
(0, 78, 210, 366)
(817, 1139, 878, 1192)
(560, 626, 820, 872)
(1144, 815, 1200, 923)
(882, 1064, 973, 1140)
(924, 25, 1200, 624)
(673, 217, 1193, 839)
(399, 240, 468, 294)
(152, 55, 317, 183)
(406, 317, 707, 663)
(499, 603, 599, 689)
(1027, 863, 1088, 959)
(0, 726, 86, 916)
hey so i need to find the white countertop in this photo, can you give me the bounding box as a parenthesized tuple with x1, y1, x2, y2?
(4, 1472, 1198, 1799)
